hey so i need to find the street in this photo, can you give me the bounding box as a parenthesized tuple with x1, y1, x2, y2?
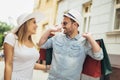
(0, 61, 48, 80)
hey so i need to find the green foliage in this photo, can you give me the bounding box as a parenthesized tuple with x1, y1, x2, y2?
(0, 21, 13, 47)
(0, 21, 12, 34)
(0, 34, 4, 47)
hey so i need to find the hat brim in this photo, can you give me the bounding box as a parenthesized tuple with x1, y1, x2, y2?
(13, 12, 45, 33)
(64, 14, 80, 26)
(28, 12, 45, 23)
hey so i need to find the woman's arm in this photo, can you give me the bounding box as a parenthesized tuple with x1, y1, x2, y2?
(4, 43, 14, 80)
(34, 63, 49, 70)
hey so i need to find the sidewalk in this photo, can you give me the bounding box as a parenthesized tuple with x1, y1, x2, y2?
(0, 61, 4, 80)
(0, 61, 48, 80)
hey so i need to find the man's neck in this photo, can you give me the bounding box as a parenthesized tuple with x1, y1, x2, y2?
(69, 31, 79, 39)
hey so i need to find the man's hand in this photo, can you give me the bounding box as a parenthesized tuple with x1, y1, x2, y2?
(82, 32, 101, 53)
(50, 25, 62, 32)
(82, 33, 93, 39)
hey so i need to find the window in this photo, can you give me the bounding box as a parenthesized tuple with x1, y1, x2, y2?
(106, 0, 120, 35)
(82, 1, 92, 32)
(43, 23, 48, 30)
(34, 0, 41, 9)
(46, 0, 50, 3)
(114, 0, 120, 30)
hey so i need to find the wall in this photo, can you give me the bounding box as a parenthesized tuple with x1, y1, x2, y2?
(33, 0, 120, 79)
(56, 0, 120, 68)
(33, 0, 60, 43)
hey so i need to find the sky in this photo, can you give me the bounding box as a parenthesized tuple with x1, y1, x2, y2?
(0, 0, 34, 26)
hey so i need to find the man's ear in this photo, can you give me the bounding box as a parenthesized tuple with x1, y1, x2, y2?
(73, 22, 78, 27)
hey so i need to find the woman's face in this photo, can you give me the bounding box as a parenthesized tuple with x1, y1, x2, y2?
(27, 18, 37, 34)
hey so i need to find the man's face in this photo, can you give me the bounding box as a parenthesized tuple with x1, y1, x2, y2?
(62, 17, 75, 36)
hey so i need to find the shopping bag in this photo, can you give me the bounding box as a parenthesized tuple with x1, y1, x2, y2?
(82, 39, 112, 77)
(96, 39, 112, 75)
(82, 55, 101, 77)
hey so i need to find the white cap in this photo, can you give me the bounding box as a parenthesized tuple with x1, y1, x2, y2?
(63, 9, 82, 26)
(13, 11, 45, 33)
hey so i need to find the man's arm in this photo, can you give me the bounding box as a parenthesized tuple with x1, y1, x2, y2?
(39, 29, 52, 47)
(83, 33, 103, 60)
(82, 33, 101, 53)
(38, 27, 62, 47)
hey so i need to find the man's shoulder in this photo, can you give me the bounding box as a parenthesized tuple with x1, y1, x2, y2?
(77, 35, 87, 45)
(78, 36, 86, 42)
(52, 33, 65, 42)
(54, 33, 65, 38)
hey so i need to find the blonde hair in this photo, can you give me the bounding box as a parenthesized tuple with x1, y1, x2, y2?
(15, 19, 33, 45)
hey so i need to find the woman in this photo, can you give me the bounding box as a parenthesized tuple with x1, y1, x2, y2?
(3, 12, 47, 80)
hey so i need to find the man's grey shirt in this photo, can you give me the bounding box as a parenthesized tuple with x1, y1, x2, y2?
(41, 33, 103, 80)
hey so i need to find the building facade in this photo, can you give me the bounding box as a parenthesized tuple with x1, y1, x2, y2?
(57, 0, 120, 67)
(34, 0, 120, 79)
(33, 0, 61, 43)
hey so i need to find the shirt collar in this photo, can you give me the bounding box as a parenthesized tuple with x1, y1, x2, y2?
(65, 33, 82, 40)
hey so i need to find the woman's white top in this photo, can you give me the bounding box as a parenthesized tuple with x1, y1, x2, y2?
(4, 33, 39, 80)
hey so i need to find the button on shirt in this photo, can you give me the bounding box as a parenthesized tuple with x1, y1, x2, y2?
(41, 33, 103, 80)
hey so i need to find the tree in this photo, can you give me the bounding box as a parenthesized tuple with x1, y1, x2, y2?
(0, 21, 13, 48)
(0, 21, 12, 34)
(0, 34, 4, 47)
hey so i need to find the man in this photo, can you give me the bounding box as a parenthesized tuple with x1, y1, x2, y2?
(39, 9, 103, 80)
(45, 33, 54, 71)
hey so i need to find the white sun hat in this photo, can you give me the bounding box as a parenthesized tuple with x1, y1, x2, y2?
(13, 11, 45, 33)
(63, 9, 82, 26)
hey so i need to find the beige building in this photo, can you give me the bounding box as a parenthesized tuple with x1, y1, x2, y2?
(33, 0, 61, 43)
(34, 0, 120, 66)
(34, 0, 120, 79)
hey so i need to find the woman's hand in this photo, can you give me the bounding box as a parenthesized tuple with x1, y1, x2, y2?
(34, 63, 50, 71)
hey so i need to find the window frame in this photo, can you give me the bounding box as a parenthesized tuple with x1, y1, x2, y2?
(114, 0, 120, 30)
(106, 0, 120, 35)
(82, 1, 92, 33)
